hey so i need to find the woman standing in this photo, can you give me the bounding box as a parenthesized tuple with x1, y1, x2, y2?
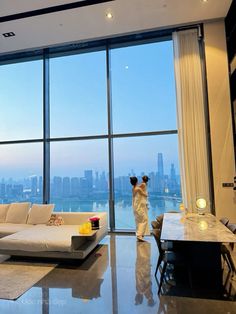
(140, 175, 150, 235)
(130, 176, 149, 241)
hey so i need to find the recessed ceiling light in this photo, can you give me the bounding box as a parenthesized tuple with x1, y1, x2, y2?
(106, 12, 113, 19)
(2, 32, 15, 38)
(202, 0, 208, 3)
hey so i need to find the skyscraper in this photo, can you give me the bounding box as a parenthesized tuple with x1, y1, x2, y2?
(71, 177, 80, 196)
(100, 171, 108, 191)
(170, 163, 176, 181)
(84, 170, 93, 193)
(53, 176, 62, 197)
(13, 184, 23, 197)
(169, 163, 178, 194)
(0, 183, 5, 198)
(39, 176, 43, 196)
(157, 153, 164, 177)
(62, 177, 70, 197)
(95, 171, 99, 190)
(31, 176, 37, 196)
(157, 153, 165, 194)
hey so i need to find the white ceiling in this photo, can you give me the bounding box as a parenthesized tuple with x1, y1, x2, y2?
(0, 0, 232, 55)
(0, 0, 83, 16)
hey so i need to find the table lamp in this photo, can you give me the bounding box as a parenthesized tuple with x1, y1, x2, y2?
(196, 197, 207, 215)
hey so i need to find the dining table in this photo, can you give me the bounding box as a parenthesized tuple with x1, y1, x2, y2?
(160, 212, 236, 291)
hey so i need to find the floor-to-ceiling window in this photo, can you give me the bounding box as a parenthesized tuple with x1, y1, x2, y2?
(111, 41, 181, 229)
(50, 52, 107, 138)
(50, 140, 109, 214)
(0, 35, 182, 230)
(0, 60, 43, 204)
(49, 51, 109, 217)
(113, 135, 180, 229)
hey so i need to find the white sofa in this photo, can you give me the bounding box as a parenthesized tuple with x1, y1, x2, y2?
(0, 203, 108, 259)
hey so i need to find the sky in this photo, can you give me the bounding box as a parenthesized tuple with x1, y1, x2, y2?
(0, 40, 180, 179)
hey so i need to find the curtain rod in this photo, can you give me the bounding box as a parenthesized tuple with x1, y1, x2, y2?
(175, 24, 202, 38)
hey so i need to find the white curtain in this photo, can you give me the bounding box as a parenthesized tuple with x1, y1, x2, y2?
(173, 29, 210, 212)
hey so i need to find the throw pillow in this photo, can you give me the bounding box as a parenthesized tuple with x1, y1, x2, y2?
(0, 204, 10, 222)
(27, 204, 55, 225)
(5, 202, 31, 224)
(47, 214, 64, 226)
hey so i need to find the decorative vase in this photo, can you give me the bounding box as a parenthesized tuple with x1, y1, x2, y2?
(89, 216, 100, 230)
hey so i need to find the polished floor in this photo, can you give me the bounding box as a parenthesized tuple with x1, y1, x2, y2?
(0, 235, 236, 313)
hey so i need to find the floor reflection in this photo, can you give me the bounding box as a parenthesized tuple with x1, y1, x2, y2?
(135, 241, 155, 307)
(37, 244, 109, 300)
(0, 235, 235, 314)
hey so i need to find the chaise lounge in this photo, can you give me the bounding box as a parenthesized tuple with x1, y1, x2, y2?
(0, 202, 108, 259)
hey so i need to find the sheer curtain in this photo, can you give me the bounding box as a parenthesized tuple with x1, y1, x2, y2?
(173, 29, 210, 212)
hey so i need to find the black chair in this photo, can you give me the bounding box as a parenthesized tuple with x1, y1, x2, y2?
(154, 211, 178, 230)
(221, 223, 236, 275)
(151, 219, 173, 276)
(151, 227, 185, 294)
(227, 223, 236, 250)
(220, 217, 229, 226)
(221, 245, 236, 274)
(154, 214, 164, 230)
(151, 228, 164, 277)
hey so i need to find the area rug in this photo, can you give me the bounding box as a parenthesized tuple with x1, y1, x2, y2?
(0, 255, 57, 300)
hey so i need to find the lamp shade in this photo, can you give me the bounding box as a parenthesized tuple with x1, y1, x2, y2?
(196, 198, 207, 209)
(196, 197, 207, 215)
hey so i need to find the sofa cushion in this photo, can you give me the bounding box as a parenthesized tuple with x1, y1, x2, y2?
(5, 202, 31, 224)
(0, 225, 78, 252)
(0, 223, 34, 238)
(0, 204, 10, 223)
(27, 204, 55, 225)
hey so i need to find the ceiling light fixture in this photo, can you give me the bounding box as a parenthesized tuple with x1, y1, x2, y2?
(106, 12, 113, 19)
(202, 0, 208, 3)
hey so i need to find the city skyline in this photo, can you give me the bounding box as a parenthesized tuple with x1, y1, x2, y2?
(0, 134, 180, 179)
(0, 152, 181, 202)
(0, 151, 180, 184)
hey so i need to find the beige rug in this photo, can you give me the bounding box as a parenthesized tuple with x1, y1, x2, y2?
(0, 255, 56, 300)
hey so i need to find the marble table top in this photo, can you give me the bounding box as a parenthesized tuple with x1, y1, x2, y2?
(161, 213, 236, 243)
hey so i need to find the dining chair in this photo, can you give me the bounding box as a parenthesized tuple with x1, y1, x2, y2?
(151, 227, 165, 277)
(221, 244, 236, 274)
(154, 211, 178, 230)
(220, 217, 229, 226)
(155, 214, 164, 229)
(151, 226, 185, 294)
(221, 223, 236, 275)
(227, 223, 236, 250)
(227, 223, 236, 232)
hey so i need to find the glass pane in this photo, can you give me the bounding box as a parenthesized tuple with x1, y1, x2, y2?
(111, 40, 177, 133)
(50, 140, 109, 216)
(113, 135, 182, 230)
(0, 143, 43, 203)
(50, 51, 107, 137)
(0, 60, 43, 141)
